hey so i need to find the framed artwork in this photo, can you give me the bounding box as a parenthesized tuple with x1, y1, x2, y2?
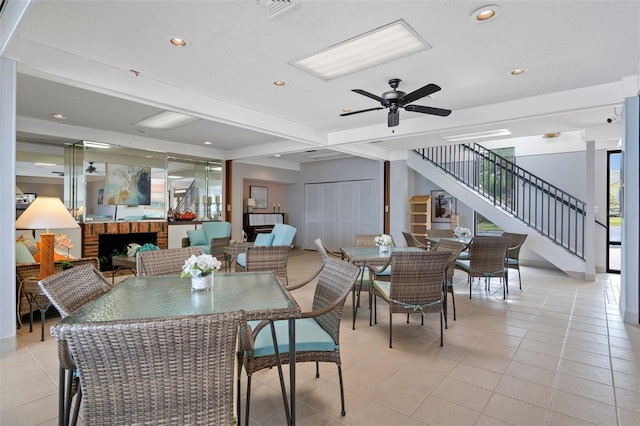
(97, 188, 104, 205)
(105, 163, 151, 205)
(432, 190, 456, 222)
(250, 186, 268, 208)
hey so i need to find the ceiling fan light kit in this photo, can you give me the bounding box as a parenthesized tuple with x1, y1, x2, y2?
(341, 78, 452, 127)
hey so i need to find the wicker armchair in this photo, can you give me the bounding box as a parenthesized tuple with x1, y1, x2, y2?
(426, 229, 455, 238)
(234, 245, 292, 286)
(501, 232, 528, 289)
(432, 239, 467, 324)
(58, 311, 247, 425)
(136, 246, 203, 276)
(238, 247, 360, 424)
(38, 264, 112, 426)
(370, 250, 451, 347)
(402, 231, 430, 250)
(181, 235, 231, 259)
(455, 236, 511, 299)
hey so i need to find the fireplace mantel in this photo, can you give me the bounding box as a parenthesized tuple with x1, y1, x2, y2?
(82, 221, 168, 258)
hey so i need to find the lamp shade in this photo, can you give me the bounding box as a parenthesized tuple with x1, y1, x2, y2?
(16, 197, 80, 230)
(247, 198, 256, 207)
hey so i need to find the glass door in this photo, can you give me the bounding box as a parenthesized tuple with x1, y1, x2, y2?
(607, 150, 622, 273)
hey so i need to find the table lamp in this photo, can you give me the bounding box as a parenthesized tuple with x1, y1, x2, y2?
(247, 198, 256, 213)
(15, 197, 80, 279)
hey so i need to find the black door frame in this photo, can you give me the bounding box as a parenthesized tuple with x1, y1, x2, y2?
(607, 150, 622, 274)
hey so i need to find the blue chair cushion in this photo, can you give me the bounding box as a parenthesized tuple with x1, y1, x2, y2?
(455, 259, 470, 270)
(254, 233, 274, 246)
(375, 266, 392, 276)
(271, 224, 296, 246)
(201, 222, 231, 242)
(236, 253, 246, 267)
(187, 229, 208, 246)
(16, 242, 36, 263)
(507, 258, 518, 265)
(457, 252, 470, 260)
(248, 318, 337, 357)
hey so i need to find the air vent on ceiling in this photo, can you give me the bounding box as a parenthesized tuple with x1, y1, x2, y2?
(257, 0, 298, 19)
(304, 151, 351, 161)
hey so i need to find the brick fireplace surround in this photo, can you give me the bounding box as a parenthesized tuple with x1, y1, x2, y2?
(82, 221, 168, 258)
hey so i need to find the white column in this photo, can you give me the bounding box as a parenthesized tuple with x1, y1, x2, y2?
(389, 159, 408, 246)
(584, 140, 596, 281)
(0, 57, 17, 348)
(621, 96, 639, 324)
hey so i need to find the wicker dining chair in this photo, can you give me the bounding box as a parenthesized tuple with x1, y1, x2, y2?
(235, 245, 292, 285)
(238, 244, 360, 424)
(58, 311, 247, 425)
(432, 239, 467, 324)
(426, 229, 456, 238)
(136, 246, 203, 276)
(501, 232, 528, 289)
(370, 250, 452, 347)
(402, 231, 430, 250)
(455, 236, 511, 299)
(38, 264, 113, 426)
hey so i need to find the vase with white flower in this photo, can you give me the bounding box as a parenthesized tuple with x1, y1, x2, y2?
(454, 227, 472, 242)
(181, 254, 222, 291)
(374, 234, 393, 253)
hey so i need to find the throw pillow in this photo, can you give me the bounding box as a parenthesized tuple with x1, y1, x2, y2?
(187, 229, 208, 246)
(254, 233, 274, 246)
(15, 241, 36, 263)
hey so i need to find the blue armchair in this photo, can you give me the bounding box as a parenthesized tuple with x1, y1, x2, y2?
(182, 222, 231, 258)
(236, 224, 296, 269)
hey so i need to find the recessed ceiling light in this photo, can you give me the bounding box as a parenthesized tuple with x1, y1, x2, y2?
(442, 128, 512, 142)
(543, 132, 561, 139)
(134, 111, 199, 130)
(51, 113, 66, 119)
(170, 37, 189, 47)
(342, 108, 352, 113)
(203, 141, 213, 145)
(33, 162, 56, 167)
(83, 141, 111, 149)
(470, 5, 501, 22)
(510, 68, 527, 76)
(274, 80, 286, 86)
(291, 19, 431, 81)
(274, 154, 281, 157)
(208, 166, 222, 171)
(145, 155, 153, 158)
(168, 175, 184, 179)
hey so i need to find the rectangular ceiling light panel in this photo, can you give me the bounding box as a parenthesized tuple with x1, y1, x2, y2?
(442, 129, 512, 142)
(134, 111, 199, 130)
(291, 20, 431, 81)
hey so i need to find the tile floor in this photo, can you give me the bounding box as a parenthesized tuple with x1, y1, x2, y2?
(2, 250, 639, 425)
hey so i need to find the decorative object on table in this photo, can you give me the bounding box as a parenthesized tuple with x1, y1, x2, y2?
(15, 197, 80, 279)
(374, 234, 393, 253)
(250, 186, 268, 208)
(431, 190, 456, 223)
(135, 243, 160, 254)
(105, 163, 151, 205)
(247, 198, 256, 213)
(453, 226, 471, 241)
(181, 253, 222, 291)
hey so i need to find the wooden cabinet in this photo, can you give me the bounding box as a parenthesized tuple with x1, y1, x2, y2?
(409, 195, 432, 244)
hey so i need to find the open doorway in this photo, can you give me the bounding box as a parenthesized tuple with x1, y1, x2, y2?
(607, 150, 622, 273)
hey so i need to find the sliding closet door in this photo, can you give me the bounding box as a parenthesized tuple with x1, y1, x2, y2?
(304, 179, 377, 250)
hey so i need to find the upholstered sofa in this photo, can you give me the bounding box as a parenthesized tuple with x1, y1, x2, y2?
(181, 221, 232, 259)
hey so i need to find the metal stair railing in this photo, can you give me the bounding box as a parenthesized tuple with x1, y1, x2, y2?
(175, 179, 197, 212)
(413, 144, 585, 259)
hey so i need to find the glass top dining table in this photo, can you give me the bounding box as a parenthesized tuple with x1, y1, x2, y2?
(340, 246, 425, 329)
(51, 272, 301, 425)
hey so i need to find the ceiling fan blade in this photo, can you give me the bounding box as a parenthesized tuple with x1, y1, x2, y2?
(352, 89, 385, 103)
(340, 107, 384, 117)
(401, 83, 441, 105)
(404, 104, 452, 117)
(388, 110, 400, 127)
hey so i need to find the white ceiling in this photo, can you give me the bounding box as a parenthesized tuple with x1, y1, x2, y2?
(5, 0, 639, 176)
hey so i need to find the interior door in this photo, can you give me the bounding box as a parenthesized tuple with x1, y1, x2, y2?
(607, 150, 622, 273)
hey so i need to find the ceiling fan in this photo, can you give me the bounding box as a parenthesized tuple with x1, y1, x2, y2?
(86, 162, 103, 175)
(340, 78, 452, 127)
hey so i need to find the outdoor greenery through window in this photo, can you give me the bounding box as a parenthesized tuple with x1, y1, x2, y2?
(475, 147, 515, 234)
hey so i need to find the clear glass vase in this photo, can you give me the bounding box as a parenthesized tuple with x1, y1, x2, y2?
(191, 273, 214, 291)
(378, 245, 390, 253)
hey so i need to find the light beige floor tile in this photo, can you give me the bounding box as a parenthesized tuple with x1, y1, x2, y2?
(495, 375, 554, 409)
(617, 406, 640, 426)
(334, 396, 408, 425)
(612, 370, 640, 393)
(556, 373, 616, 405)
(448, 363, 502, 391)
(460, 351, 511, 374)
(560, 360, 613, 385)
(551, 390, 617, 425)
(0, 393, 58, 426)
(610, 345, 640, 362)
(483, 393, 549, 425)
(614, 387, 640, 413)
(412, 395, 480, 426)
(547, 410, 598, 426)
(564, 336, 610, 356)
(524, 330, 566, 346)
(473, 414, 513, 426)
(561, 347, 613, 369)
(432, 376, 493, 412)
(519, 338, 564, 358)
(505, 360, 559, 388)
(512, 348, 561, 372)
(611, 357, 640, 376)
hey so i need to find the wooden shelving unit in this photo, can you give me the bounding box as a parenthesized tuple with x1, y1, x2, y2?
(409, 195, 432, 244)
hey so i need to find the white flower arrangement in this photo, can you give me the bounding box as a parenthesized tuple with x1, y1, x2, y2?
(181, 254, 222, 278)
(454, 227, 471, 238)
(374, 234, 393, 247)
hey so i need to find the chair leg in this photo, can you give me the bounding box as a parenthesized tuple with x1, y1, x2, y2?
(70, 385, 81, 426)
(64, 369, 74, 425)
(244, 375, 252, 426)
(58, 366, 65, 426)
(337, 365, 346, 416)
(450, 288, 457, 321)
(315, 361, 320, 378)
(517, 267, 522, 290)
(469, 276, 472, 299)
(439, 311, 444, 347)
(388, 312, 393, 348)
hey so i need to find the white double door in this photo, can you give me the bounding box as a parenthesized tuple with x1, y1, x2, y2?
(303, 179, 378, 251)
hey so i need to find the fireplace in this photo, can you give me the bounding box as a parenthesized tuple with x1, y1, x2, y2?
(82, 221, 168, 270)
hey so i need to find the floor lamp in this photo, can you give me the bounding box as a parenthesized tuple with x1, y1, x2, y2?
(15, 197, 80, 279)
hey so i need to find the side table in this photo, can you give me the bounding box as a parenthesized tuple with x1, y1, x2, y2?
(111, 255, 137, 285)
(23, 277, 52, 341)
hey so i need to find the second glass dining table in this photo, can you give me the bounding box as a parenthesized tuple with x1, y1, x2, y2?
(51, 272, 301, 425)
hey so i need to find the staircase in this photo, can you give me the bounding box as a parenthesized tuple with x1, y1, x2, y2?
(409, 144, 587, 278)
